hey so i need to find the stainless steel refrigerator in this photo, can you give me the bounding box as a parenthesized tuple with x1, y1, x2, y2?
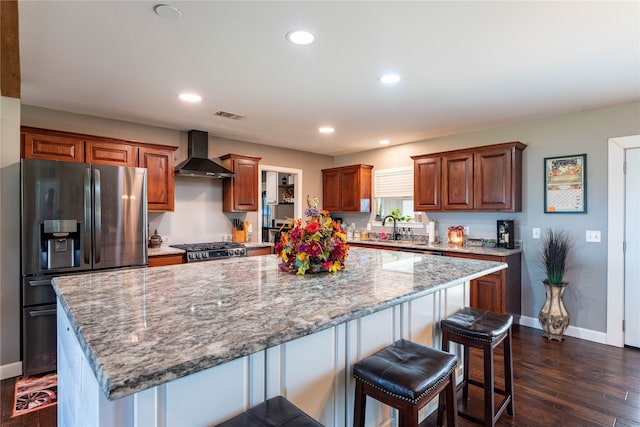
(20, 158, 148, 375)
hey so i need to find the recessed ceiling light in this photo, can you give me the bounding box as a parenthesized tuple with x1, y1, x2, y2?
(179, 93, 202, 103)
(379, 140, 390, 145)
(380, 74, 401, 84)
(318, 127, 335, 134)
(154, 4, 182, 20)
(287, 30, 315, 45)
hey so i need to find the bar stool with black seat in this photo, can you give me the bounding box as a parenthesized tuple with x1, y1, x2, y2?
(216, 396, 324, 427)
(352, 339, 458, 427)
(440, 307, 515, 427)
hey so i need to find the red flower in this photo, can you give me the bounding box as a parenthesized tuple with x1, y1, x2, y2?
(306, 221, 320, 233)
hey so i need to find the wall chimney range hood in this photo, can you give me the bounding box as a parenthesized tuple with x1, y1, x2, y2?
(175, 130, 235, 178)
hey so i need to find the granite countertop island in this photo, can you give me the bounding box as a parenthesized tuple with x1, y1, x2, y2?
(53, 247, 506, 426)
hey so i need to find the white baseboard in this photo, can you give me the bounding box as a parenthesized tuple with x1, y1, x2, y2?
(518, 316, 608, 345)
(0, 362, 22, 380)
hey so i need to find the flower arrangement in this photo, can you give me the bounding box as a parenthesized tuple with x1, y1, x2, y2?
(275, 196, 349, 275)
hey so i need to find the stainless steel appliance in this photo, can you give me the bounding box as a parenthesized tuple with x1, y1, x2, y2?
(21, 159, 148, 375)
(171, 242, 247, 263)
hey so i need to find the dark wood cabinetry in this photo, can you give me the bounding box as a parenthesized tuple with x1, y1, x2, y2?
(442, 152, 474, 210)
(412, 142, 526, 212)
(147, 253, 184, 267)
(21, 127, 177, 212)
(221, 154, 261, 212)
(22, 132, 84, 162)
(86, 140, 138, 167)
(473, 144, 523, 211)
(246, 246, 273, 257)
(413, 156, 441, 210)
(445, 251, 521, 316)
(139, 146, 176, 212)
(321, 164, 373, 212)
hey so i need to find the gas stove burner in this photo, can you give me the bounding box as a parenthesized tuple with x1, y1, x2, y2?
(172, 242, 244, 251)
(170, 242, 247, 262)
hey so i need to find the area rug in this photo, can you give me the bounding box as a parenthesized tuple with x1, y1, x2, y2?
(11, 372, 57, 417)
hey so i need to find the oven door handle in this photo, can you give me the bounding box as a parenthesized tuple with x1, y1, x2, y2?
(28, 308, 57, 317)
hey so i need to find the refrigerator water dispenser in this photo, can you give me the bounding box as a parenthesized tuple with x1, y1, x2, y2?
(42, 219, 80, 269)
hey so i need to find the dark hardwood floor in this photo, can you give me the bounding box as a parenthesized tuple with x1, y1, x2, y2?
(425, 325, 640, 427)
(0, 374, 56, 427)
(0, 326, 638, 426)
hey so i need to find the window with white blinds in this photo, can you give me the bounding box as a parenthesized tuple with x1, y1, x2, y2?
(374, 167, 414, 198)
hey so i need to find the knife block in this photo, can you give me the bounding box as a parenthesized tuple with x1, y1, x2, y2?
(232, 229, 246, 243)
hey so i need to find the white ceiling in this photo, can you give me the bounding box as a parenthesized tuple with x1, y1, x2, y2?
(18, 1, 640, 156)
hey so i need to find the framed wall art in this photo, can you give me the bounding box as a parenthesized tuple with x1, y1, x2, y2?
(544, 153, 586, 213)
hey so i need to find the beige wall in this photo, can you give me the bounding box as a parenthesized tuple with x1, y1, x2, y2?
(336, 102, 640, 334)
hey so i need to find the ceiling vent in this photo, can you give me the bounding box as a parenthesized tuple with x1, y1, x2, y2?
(214, 110, 245, 120)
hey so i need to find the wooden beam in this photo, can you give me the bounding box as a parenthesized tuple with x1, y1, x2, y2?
(1, 0, 21, 99)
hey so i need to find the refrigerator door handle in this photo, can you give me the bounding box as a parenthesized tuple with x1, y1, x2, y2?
(94, 168, 101, 264)
(84, 167, 91, 264)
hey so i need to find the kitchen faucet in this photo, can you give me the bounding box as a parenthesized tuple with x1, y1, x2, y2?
(381, 215, 399, 240)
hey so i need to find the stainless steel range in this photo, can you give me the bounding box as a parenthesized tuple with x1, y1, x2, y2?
(171, 242, 247, 262)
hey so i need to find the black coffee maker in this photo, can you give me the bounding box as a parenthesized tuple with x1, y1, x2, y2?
(497, 220, 515, 249)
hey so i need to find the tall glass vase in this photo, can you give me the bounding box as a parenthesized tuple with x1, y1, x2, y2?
(538, 281, 570, 341)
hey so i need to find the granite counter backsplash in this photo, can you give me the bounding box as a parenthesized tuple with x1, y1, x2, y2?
(52, 247, 505, 400)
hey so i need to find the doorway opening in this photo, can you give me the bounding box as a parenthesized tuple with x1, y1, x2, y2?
(258, 165, 303, 244)
(607, 135, 640, 347)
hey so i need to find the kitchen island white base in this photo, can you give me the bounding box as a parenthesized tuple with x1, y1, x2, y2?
(57, 282, 469, 427)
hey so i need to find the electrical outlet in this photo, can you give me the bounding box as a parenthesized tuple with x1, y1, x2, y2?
(586, 230, 601, 242)
(464, 226, 470, 235)
(532, 228, 541, 239)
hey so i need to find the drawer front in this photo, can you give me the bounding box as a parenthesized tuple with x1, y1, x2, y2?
(23, 277, 56, 306)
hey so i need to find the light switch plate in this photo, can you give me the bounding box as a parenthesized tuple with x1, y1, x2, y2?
(586, 230, 601, 242)
(532, 228, 541, 239)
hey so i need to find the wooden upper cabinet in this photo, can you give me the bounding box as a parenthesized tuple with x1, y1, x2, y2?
(22, 132, 84, 162)
(412, 142, 526, 212)
(442, 152, 473, 210)
(21, 127, 178, 212)
(322, 169, 341, 211)
(139, 146, 176, 212)
(86, 140, 138, 167)
(322, 164, 373, 212)
(220, 154, 262, 212)
(474, 143, 525, 211)
(413, 156, 441, 211)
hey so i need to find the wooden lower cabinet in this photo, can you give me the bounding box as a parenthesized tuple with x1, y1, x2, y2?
(445, 252, 521, 316)
(246, 246, 273, 256)
(147, 254, 184, 267)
